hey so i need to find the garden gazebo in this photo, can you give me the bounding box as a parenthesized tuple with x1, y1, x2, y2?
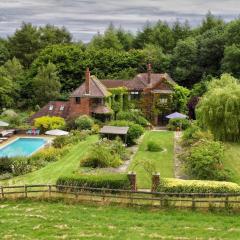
(100, 126, 129, 144)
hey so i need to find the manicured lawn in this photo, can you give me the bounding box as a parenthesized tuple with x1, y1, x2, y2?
(1, 200, 240, 239)
(1, 135, 98, 186)
(129, 131, 174, 189)
(223, 142, 240, 184)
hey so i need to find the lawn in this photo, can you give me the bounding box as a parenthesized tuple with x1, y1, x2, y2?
(129, 131, 174, 189)
(1, 199, 240, 239)
(1, 135, 98, 186)
(223, 142, 240, 184)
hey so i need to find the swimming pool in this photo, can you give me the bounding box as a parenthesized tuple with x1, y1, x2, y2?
(0, 138, 47, 158)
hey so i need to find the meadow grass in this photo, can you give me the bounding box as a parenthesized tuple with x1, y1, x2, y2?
(223, 142, 240, 184)
(0, 199, 240, 239)
(129, 131, 174, 189)
(1, 135, 99, 186)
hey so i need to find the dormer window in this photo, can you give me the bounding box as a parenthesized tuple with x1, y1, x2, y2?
(76, 97, 81, 104)
(60, 105, 65, 111)
(49, 105, 54, 111)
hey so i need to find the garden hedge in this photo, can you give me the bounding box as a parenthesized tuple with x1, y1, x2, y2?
(56, 173, 131, 190)
(157, 178, 240, 194)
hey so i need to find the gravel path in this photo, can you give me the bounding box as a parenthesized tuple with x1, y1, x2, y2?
(174, 131, 188, 179)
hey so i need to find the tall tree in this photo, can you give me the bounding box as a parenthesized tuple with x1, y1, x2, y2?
(0, 39, 10, 66)
(32, 62, 61, 106)
(197, 74, 240, 142)
(222, 44, 240, 78)
(171, 37, 201, 87)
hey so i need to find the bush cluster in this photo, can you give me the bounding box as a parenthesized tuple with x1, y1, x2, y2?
(147, 141, 164, 152)
(167, 118, 190, 131)
(157, 178, 240, 193)
(81, 139, 128, 168)
(182, 140, 230, 181)
(56, 173, 131, 190)
(75, 115, 94, 130)
(0, 147, 68, 178)
(116, 111, 149, 127)
(108, 120, 144, 145)
(34, 116, 65, 132)
(52, 130, 88, 148)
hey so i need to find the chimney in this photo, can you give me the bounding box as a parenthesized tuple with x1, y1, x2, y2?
(85, 67, 90, 95)
(147, 63, 152, 85)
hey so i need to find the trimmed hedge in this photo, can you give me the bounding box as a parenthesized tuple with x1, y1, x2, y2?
(56, 173, 131, 190)
(157, 178, 240, 194)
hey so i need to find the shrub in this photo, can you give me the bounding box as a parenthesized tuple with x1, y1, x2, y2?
(157, 178, 240, 193)
(34, 116, 65, 131)
(181, 123, 213, 146)
(56, 173, 131, 190)
(80, 139, 128, 168)
(109, 120, 144, 145)
(52, 131, 87, 148)
(147, 141, 164, 152)
(116, 111, 149, 127)
(167, 118, 190, 131)
(81, 146, 122, 168)
(11, 157, 32, 176)
(1, 109, 18, 118)
(75, 115, 94, 130)
(91, 124, 100, 134)
(31, 147, 68, 163)
(0, 157, 13, 174)
(182, 140, 230, 181)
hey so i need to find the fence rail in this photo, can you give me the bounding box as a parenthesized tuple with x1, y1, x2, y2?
(1, 184, 240, 210)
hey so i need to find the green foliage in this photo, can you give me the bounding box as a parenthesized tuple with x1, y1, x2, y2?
(197, 74, 240, 142)
(182, 140, 230, 181)
(52, 131, 87, 148)
(172, 84, 190, 112)
(157, 178, 240, 193)
(222, 44, 240, 77)
(32, 62, 61, 106)
(8, 22, 72, 67)
(181, 123, 213, 146)
(56, 173, 131, 190)
(116, 110, 149, 127)
(80, 139, 126, 168)
(167, 118, 190, 131)
(147, 141, 163, 152)
(109, 120, 144, 145)
(34, 116, 65, 132)
(75, 115, 94, 130)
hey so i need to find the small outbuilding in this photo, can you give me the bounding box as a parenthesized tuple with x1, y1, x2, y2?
(99, 126, 129, 144)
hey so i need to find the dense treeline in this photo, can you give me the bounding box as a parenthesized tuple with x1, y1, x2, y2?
(1, 12, 240, 109)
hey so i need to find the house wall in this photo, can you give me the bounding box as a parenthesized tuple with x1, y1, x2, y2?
(68, 97, 91, 118)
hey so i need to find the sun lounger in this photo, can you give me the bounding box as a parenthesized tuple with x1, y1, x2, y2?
(26, 129, 32, 135)
(0, 137, 8, 140)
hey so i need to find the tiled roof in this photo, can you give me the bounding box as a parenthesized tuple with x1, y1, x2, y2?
(101, 73, 175, 91)
(29, 101, 70, 122)
(71, 76, 110, 98)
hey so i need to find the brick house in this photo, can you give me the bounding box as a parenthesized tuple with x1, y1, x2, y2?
(30, 65, 175, 125)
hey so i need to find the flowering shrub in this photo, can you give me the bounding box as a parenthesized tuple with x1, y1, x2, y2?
(157, 178, 240, 193)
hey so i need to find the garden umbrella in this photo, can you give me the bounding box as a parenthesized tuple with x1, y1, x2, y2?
(0, 120, 9, 127)
(45, 129, 69, 136)
(165, 112, 188, 119)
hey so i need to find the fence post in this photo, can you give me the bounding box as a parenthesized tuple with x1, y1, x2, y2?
(24, 185, 27, 198)
(48, 185, 52, 197)
(225, 195, 229, 209)
(128, 172, 137, 191)
(1, 186, 4, 198)
(192, 195, 196, 210)
(151, 173, 160, 192)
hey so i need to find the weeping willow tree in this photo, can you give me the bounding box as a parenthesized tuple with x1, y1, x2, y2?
(196, 74, 240, 142)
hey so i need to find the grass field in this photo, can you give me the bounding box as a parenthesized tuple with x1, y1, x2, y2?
(1, 135, 98, 186)
(1, 199, 240, 239)
(223, 142, 240, 184)
(129, 131, 174, 189)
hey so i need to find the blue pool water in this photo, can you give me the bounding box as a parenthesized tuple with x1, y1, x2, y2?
(0, 138, 46, 158)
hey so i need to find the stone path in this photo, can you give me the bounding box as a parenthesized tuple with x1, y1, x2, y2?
(174, 131, 188, 179)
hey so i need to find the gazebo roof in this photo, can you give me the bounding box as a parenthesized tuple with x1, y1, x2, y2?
(100, 126, 129, 135)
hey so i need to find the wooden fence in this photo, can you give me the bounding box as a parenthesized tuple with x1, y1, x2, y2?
(1, 184, 240, 210)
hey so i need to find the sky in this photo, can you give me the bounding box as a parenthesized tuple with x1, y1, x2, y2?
(0, 0, 239, 42)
